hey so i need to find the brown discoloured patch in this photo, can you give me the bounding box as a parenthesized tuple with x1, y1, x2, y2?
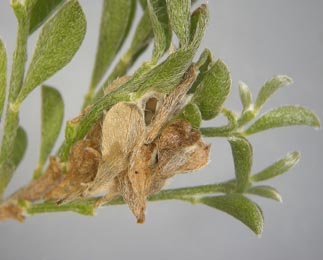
(9, 66, 210, 223)
(45, 123, 102, 203)
(0, 201, 25, 222)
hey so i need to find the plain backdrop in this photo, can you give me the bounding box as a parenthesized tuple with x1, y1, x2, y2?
(0, 1, 323, 260)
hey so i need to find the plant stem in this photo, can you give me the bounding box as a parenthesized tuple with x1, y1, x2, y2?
(25, 183, 228, 216)
(0, 15, 29, 198)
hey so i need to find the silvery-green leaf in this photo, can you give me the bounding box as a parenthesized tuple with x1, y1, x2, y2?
(245, 106, 321, 135)
(239, 81, 253, 111)
(199, 195, 264, 235)
(189, 48, 213, 93)
(147, 0, 171, 62)
(12, 126, 27, 167)
(29, 0, 64, 34)
(128, 7, 153, 60)
(179, 102, 202, 128)
(0, 38, 6, 120)
(18, 0, 86, 102)
(190, 4, 209, 51)
(90, 0, 136, 89)
(251, 151, 300, 182)
(247, 186, 282, 202)
(139, 0, 147, 9)
(34, 86, 64, 179)
(193, 59, 231, 120)
(166, 0, 190, 46)
(254, 75, 292, 112)
(228, 136, 253, 192)
(134, 48, 196, 94)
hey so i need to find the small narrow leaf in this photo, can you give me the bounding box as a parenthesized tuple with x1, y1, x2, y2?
(34, 86, 64, 179)
(189, 48, 213, 93)
(12, 126, 28, 167)
(18, 0, 86, 102)
(166, 0, 190, 46)
(245, 106, 321, 135)
(29, 0, 64, 34)
(189, 4, 209, 51)
(251, 151, 300, 182)
(179, 102, 202, 128)
(134, 48, 196, 94)
(228, 136, 253, 192)
(147, 0, 171, 62)
(247, 186, 282, 202)
(254, 75, 292, 112)
(239, 81, 253, 111)
(0, 38, 7, 119)
(139, 0, 147, 9)
(90, 0, 136, 89)
(193, 59, 231, 120)
(199, 195, 264, 235)
(128, 7, 153, 61)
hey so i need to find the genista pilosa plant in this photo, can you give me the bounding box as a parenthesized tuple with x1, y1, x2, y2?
(0, 0, 320, 235)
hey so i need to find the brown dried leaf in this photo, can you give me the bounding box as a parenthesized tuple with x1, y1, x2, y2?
(0, 201, 25, 222)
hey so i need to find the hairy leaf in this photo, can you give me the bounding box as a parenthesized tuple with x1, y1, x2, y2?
(189, 48, 213, 93)
(247, 186, 282, 202)
(190, 4, 209, 51)
(0, 39, 6, 120)
(148, 0, 171, 62)
(12, 126, 28, 167)
(29, 0, 64, 34)
(193, 59, 231, 120)
(90, 0, 136, 89)
(34, 86, 64, 179)
(134, 48, 196, 95)
(228, 136, 253, 192)
(251, 151, 300, 182)
(254, 75, 292, 112)
(179, 102, 202, 128)
(128, 7, 153, 62)
(166, 0, 190, 46)
(18, 0, 86, 102)
(199, 195, 264, 235)
(239, 81, 253, 111)
(245, 106, 321, 135)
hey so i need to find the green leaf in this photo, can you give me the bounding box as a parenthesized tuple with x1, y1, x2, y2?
(199, 195, 264, 235)
(254, 75, 293, 112)
(0, 38, 7, 120)
(139, 0, 147, 9)
(90, 0, 136, 89)
(134, 48, 196, 95)
(148, 0, 171, 63)
(12, 126, 28, 167)
(166, 0, 190, 46)
(193, 59, 231, 120)
(29, 0, 64, 34)
(251, 151, 300, 182)
(190, 4, 209, 51)
(34, 86, 64, 179)
(239, 81, 253, 111)
(189, 48, 213, 93)
(128, 7, 153, 62)
(17, 0, 86, 103)
(245, 106, 321, 135)
(247, 186, 282, 202)
(179, 102, 202, 128)
(228, 136, 253, 192)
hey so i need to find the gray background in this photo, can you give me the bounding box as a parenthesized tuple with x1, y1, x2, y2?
(1, 1, 323, 259)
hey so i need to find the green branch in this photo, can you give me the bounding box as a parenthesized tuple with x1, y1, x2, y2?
(25, 183, 229, 216)
(0, 13, 29, 198)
